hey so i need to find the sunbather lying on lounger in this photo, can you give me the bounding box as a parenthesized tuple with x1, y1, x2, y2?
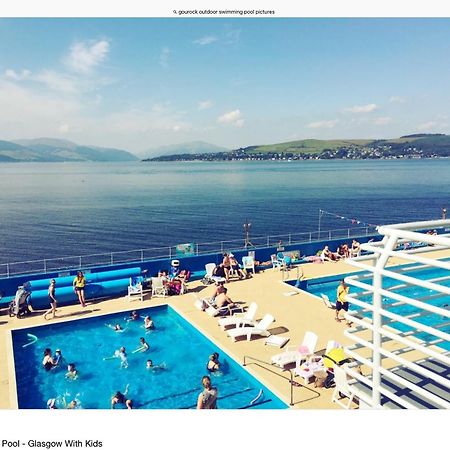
(215, 288, 237, 315)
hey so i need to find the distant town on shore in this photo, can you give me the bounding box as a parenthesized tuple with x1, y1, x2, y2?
(144, 134, 450, 162)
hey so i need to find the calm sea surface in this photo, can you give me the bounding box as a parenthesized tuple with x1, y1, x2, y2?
(0, 159, 449, 263)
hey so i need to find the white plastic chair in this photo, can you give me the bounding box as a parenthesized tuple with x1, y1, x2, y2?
(242, 256, 255, 275)
(151, 277, 168, 298)
(331, 365, 358, 409)
(271, 254, 282, 270)
(128, 277, 143, 301)
(227, 313, 275, 342)
(321, 293, 335, 309)
(271, 331, 318, 368)
(204, 263, 226, 283)
(218, 302, 258, 330)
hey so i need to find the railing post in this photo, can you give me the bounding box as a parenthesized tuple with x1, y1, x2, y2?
(169, 247, 172, 259)
(110, 253, 113, 265)
(267, 236, 270, 246)
(288, 234, 291, 245)
(220, 241, 224, 253)
(329, 231, 331, 240)
(141, 250, 144, 262)
(44, 259, 47, 274)
(348, 228, 350, 238)
(309, 232, 312, 242)
(196, 244, 199, 255)
(290, 370, 294, 406)
(6, 263, 10, 278)
(79, 256, 82, 269)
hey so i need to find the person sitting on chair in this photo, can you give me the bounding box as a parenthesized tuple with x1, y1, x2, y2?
(229, 254, 247, 280)
(214, 288, 237, 315)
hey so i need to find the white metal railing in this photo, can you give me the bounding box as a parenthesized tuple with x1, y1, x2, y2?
(0, 225, 376, 278)
(343, 219, 450, 409)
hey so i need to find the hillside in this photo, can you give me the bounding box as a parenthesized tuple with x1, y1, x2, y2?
(143, 141, 230, 158)
(146, 133, 450, 161)
(0, 138, 138, 162)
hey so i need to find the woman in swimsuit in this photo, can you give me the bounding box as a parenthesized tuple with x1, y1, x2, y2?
(206, 353, 220, 372)
(144, 316, 154, 330)
(42, 348, 55, 371)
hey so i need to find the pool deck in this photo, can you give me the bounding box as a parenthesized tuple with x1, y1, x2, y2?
(1, 248, 449, 409)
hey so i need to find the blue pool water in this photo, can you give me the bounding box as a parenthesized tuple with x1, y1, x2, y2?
(286, 263, 450, 350)
(12, 305, 287, 409)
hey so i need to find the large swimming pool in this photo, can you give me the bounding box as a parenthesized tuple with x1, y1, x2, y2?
(11, 305, 287, 409)
(286, 262, 450, 350)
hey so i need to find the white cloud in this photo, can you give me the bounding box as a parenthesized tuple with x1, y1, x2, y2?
(159, 47, 171, 68)
(32, 70, 79, 94)
(198, 100, 213, 110)
(4, 69, 31, 81)
(65, 39, 110, 74)
(417, 121, 437, 131)
(374, 116, 392, 126)
(217, 109, 244, 127)
(389, 95, 406, 103)
(193, 35, 217, 46)
(306, 119, 338, 129)
(345, 103, 378, 113)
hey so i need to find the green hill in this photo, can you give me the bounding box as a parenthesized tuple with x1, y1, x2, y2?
(246, 139, 373, 154)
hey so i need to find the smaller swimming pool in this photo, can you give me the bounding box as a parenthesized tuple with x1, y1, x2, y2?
(12, 305, 287, 409)
(285, 262, 450, 351)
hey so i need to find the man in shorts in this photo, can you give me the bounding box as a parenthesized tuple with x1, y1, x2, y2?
(336, 279, 351, 326)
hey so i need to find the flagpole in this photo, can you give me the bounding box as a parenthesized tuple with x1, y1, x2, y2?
(318, 209, 322, 238)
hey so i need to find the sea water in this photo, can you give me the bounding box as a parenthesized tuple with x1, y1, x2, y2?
(0, 159, 449, 263)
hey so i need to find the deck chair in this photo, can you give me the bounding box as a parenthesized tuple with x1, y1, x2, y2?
(271, 331, 318, 368)
(331, 365, 359, 409)
(271, 254, 282, 270)
(325, 339, 342, 354)
(321, 294, 335, 309)
(203, 263, 226, 284)
(151, 277, 168, 298)
(218, 302, 258, 330)
(128, 276, 143, 301)
(227, 314, 275, 342)
(242, 256, 255, 275)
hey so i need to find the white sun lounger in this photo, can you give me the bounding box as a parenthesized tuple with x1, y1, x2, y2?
(218, 302, 258, 330)
(321, 294, 335, 309)
(271, 331, 318, 368)
(227, 314, 275, 342)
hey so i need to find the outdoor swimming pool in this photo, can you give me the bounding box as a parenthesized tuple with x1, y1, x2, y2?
(286, 262, 450, 350)
(11, 305, 287, 409)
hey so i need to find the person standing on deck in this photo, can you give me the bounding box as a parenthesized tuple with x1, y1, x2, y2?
(336, 279, 351, 326)
(43, 279, 57, 320)
(73, 271, 86, 307)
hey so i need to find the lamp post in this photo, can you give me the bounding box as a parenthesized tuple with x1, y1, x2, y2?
(243, 220, 253, 248)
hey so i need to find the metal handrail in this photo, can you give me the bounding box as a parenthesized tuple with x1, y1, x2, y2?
(242, 354, 308, 406)
(0, 225, 376, 278)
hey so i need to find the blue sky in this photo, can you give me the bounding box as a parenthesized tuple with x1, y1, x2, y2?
(1, 18, 450, 154)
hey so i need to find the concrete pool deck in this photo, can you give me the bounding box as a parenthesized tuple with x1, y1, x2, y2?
(1, 248, 449, 409)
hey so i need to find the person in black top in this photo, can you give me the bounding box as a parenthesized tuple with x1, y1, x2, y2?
(43, 279, 57, 320)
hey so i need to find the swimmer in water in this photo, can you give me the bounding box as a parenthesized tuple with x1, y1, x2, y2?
(128, 310, 140, 321)
(206, 352, 220, 373)
(65, 363, 79, 380)
(53, 349, 66, 368)
(106, 323, 124, 332)
(144, 316, 154, 331)
(104, 346, 128, 368)
(146, 359, 166, 371)
(111, 385, 132, 409)
(42, 348, 55, 371)
(133, 337, 149, 353)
